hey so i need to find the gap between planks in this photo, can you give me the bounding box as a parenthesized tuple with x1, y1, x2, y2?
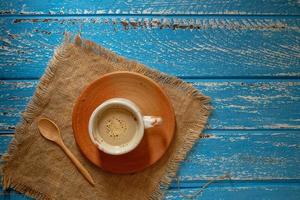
(1, 14, 300, 19)
(169, 179, 300, 189)
(1, 13, 300, 18)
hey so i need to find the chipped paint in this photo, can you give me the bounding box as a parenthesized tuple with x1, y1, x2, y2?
(0, 81, 37, 89)
(1, 80, 299, 130)
(0, 9, 16, 14)
(238, 95, 300, 103)
(0, 2, 300, 197)
(264, 124, 300, 129)
(272, 142, 299, 148)
(205, 135, 223, 139)
(10, 17, 299, 31)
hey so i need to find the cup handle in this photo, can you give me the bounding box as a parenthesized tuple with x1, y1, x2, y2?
(143, 116, 162, 129)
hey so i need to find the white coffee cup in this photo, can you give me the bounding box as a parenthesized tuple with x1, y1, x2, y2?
(88, 98, 162, 155)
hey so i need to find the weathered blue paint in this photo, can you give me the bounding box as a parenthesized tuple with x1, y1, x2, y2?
(1, 130, 299, 181)
(165, 183, 300, 200)
(0, 0, 300, 15)
(0, 17, 300, 79)
(2, 183, 300, 200)
(0, 0, 300, 199)
(0, 80, 34, 130)
(179, 130, 300, 180)
(1, 80, 300, 130)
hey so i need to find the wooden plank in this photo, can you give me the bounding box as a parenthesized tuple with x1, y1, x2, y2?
(196, 79, 300, 130)
(165, 183, 300, 200)
(1, 79, 300, 131)
(1, 183, 300, 200)
(0, 0, 300, 15)
(179, 130, 300, 180)
(0, 17, 300, 79)
(1, 130, 300, 180)
(0, 80, 34, 130)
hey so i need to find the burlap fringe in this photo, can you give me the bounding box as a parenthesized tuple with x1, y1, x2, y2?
(1, 33, 211, 200)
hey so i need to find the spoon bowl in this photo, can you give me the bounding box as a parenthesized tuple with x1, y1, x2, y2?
(38, 118, 61, 142)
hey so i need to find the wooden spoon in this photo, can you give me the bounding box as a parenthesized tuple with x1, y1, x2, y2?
(37, 118, 95, 186)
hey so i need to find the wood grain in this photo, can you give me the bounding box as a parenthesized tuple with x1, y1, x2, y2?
(1, 0, 300, 199)
(179, 130, 300, 180)
(0, 0, 300, 15)
(0, 17, 299, 79)
(165, 182, 300, 200)
(2, 183, 300, 200)
(0, 80, 34, 130)
(1, 130, 299, 180)
(1, 79, 299, 131)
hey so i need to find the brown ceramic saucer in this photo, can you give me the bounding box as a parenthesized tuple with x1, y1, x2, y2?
(72, 71, 176, 174)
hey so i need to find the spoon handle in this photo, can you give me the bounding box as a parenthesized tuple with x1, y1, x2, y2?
(59, 141, 95, 186)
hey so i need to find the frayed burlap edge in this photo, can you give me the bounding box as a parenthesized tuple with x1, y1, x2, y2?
(1, 33, 211, 200)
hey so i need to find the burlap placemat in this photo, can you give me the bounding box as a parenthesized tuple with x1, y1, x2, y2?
(1, 34, 211, 200)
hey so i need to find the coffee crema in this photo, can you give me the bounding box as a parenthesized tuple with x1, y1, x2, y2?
(94, 107, 138, 146)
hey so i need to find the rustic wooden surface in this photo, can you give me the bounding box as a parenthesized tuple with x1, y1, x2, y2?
(0, 17, 300, 79)
(0, 1, 299, 199)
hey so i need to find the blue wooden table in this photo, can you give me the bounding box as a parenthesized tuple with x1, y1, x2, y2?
(0, 1, 300, 199)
